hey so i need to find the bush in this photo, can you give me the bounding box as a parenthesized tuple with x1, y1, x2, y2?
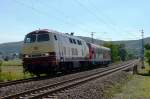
(144, 43, 150, 67)
(0, 60, 2, 66)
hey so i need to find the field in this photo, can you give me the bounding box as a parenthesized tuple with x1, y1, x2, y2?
(1, 59, 22, 66)
(1, 60, 150, 98)
(112, 64, 150, 99)
(0, 59, 31, 81)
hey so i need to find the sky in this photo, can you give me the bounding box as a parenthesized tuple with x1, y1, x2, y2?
(0, 0, 150, 43)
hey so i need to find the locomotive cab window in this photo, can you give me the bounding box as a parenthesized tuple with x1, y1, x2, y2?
(37, 34, 49, 42)
(77, 40, 80, 45)
(73, 39, 76, 44)
(54, 35, 57, 40)
(69, 38, 73, 43)
(80, 41, 82, 45)
(24, 34, 36, 43)
(77, 40, 82, 45)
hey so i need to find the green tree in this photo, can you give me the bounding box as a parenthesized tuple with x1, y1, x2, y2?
(126, 51, 136, 60)
(0, 60, 1, 76)
(119, 44, 127, 61)
(145, 43, 150, 50)
(144, 43, 150, 65)
(103, 42, 120, 62)
(103, 42, 129, 62)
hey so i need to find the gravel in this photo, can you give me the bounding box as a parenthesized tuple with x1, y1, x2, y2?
(54, 71, 132, 99)
(0, 61, 131, 97)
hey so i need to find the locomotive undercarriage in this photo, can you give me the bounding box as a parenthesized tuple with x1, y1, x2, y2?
(23, 60, 87, 76)
(23, 59, 111, 76)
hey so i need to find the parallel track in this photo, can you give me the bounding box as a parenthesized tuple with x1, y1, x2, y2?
(1, 60, 138, 99)
(0, 77, 39, 88)
(0, 75, 59, 88)
(0, 60, 131, 88)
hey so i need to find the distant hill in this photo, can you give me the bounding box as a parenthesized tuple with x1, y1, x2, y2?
(78, 36, 104, 45)
(112, 37, 150, 56)
(0, 36, 150, 57)
(79, 36, 141, 56)
(0, 41, 23, 56)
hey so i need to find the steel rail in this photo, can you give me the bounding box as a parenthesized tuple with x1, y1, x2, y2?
(0, 75, 56, 88)
(1, 60, 138, 99)
(0, 60, 133, 88)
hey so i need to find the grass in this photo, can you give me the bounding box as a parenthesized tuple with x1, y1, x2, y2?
(1, 59, 22, 66)
(112, 64, 150, 99)
(103, 73, 133, 99)
(0, 71, 31, 81)
(0, 65, 31, 82)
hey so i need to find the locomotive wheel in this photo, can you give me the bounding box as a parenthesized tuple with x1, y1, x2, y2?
(35, 73, 40, 77)
(67, 62, 72, 70)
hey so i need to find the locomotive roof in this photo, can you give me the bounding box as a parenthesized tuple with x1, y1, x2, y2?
(28, 29, 84, 41)
(100, 45, 111, 50)
(27, 29, 110, 50)
(89, 43, 110, 51)
(28, 29, 60, 34)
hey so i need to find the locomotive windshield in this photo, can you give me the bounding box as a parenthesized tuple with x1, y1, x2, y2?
(24, 32, 50, 43)
(24, 34, 36, 43)
(37, 34, 49, 42)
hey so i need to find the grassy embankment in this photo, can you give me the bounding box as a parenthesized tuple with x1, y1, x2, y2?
(111, 63, 150, 99)
(0, 59, 31, 81)
(1, 59, 22, 66)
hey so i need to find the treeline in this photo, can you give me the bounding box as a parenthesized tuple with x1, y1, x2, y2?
(103, 42, 136, 62)
(144, 43, 150, 65)
(0, 52, 20, 61)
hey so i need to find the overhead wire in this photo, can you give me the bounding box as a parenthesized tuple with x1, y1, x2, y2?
(86, 0, 140, 40)
(12, 0, 140, 41)
(12, 0, 64, 28)
(73, 0, 119, 34)
(35, 0, 91, 33)
(37, 2, 138, 40)
(12, 0, 89, 34)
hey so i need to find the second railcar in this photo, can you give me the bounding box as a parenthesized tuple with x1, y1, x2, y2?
(87, 43, 111, 65)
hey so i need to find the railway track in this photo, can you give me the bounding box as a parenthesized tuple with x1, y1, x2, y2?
(0, 77, 38, 88)
(0, 75, 57, 88)
(1, 60, 138, 99)
(0, 60, 132, 88)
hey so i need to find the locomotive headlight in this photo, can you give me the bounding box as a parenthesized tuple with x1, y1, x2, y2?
(44, 53, 49, 56)
(24, 55, 29, 58)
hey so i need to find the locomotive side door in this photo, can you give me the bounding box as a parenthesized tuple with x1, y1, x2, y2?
(53, 34, 59, 61)
(53, 34, 63, 62)
(57, 35, 64, 62)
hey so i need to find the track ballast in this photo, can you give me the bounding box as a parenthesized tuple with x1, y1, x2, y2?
(1, 60, 139, 99)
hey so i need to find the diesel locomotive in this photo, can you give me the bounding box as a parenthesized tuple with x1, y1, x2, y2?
(21, 29, 111, 75)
